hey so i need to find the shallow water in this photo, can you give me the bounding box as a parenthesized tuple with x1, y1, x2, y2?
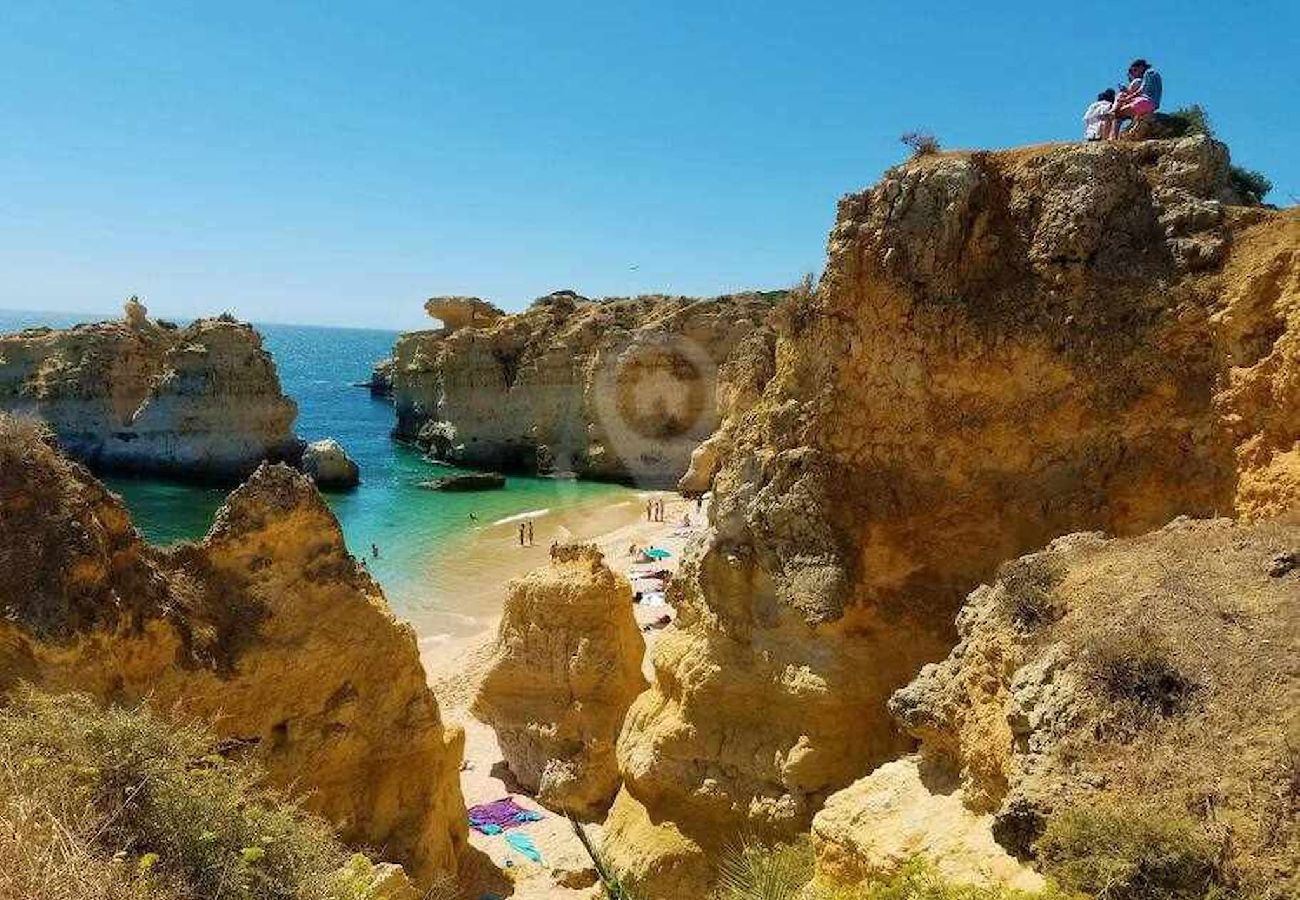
(0, 310, 635, 636)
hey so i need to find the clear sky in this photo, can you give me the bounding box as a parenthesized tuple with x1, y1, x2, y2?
(2, 1, 1296, 329)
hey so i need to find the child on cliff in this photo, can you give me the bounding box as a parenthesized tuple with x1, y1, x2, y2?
(1083, 89, 1116, 141)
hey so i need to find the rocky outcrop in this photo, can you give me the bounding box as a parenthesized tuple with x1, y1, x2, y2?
(812, 518, 1300, 896)
(391, 291, 778, 486)
(367, 357, 396, 398)
(0, 416, 466, 886)
(0, 301, 299, 481)
(425, 296, 505, 332)
(420, 472, 506, 491)
(302, 437, 361, 489)
(472, 545, 647, 819)
(603, 137, 1300, 895)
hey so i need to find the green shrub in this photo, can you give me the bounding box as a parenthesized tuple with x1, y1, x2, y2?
(1228, 166, 1272, 204)
(0, 689, 379, 900)
(1164, 105, 1214, 137)
(1035, 801, 1222, 899)
(714, 836, 815, 900)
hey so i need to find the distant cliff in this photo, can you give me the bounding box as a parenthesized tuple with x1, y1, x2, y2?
(0, 301, 300, 481)
(0, 416, 466, 886)
(602, 136, 1300, 896)
(390, 291, 777, 486)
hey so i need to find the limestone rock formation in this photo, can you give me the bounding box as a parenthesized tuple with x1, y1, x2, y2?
(0, 417, 467, 886)
(368, 357, 396, 397)
(391, 291, 778, 486)
(472, 545, 647, 819)
(302, 437, 361, 489)
(810, 757, 1043, 891)
(848, 519, 1299, 895)
(0, 305, 299, 481)
(604, 137, 1300, 896)
(424, 295, 505, 332)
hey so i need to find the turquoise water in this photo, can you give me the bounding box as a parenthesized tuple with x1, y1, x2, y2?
(0, 310, 634, 633)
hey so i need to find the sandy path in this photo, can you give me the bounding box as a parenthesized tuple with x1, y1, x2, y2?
(423, 492, 708, 899)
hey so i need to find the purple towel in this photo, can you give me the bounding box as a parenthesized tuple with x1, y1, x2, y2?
(467, 797, 543, 834)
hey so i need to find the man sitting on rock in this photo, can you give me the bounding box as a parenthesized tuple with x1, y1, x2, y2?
(1109, 58, 1162, 138)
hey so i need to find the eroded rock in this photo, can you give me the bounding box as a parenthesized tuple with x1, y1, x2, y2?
(472, 545, 647, 819)
(0, 420, 467, 886)
(0, 308, 299, 481)
(302, 437, 360, 489)
(392, 291, 778, 486)
(605, 138, 1300, 896)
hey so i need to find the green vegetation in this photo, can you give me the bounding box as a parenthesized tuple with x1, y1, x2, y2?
(0, 689, 410, 900)
(1036, 801, 1224, 900)
(1227, 166, 1273, 204)
(1163, 104, 1213, 136)
(1158, 105, 1272, 204)
(714, 836, 814, 900)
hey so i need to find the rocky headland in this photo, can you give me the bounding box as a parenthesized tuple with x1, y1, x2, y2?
(0, 301, 301, 482)
(0, 415, 466, 887)
(594, 135, 1300, 895)
(390, 290, 778, 486)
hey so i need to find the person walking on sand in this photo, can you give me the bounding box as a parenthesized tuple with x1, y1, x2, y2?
(646, 500, 652, 521)
(518, 522, 526, 546)
(527, 519, 534, 546)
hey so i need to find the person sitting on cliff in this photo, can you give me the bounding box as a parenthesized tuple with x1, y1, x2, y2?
(1108, 59, 1162, 139)
(1083, 88, 1116, 141)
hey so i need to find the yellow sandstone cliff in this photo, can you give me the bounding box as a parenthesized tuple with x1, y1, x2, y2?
(391, 290, 777, 485)
(0, 301, 300, 481)
(603, 136, 1300, 895)
(471, 544, 647, 820)
(811, 518, 1299, 897)
(0, 417, 466, 886)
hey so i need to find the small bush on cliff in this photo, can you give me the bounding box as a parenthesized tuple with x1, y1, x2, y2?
(1035, 801, 1224, 899)
(1228, 166, 1273, 204)
(901, 131, 941, 158)
(997, 555, 1064, 630)
(0, 689, 376, 900)
(715, 836, 814, 900)
(1086, 627, 1196, 728)
(1164, 105, 1213, 137)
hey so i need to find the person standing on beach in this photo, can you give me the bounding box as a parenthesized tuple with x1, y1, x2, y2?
(518, 522, 525, 546)
(527, 519, 534, 546)
(646, 500, 652, 521)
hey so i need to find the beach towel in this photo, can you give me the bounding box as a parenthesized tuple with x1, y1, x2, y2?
(642, 591, 667, 607)
(467, 798, 544, 833)
(505, 831, 543, 864)
(645, 547, 671, 560)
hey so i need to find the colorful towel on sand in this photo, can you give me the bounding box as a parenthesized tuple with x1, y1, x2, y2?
(467, 798, 544, 834)
(505, 831, 543, 864)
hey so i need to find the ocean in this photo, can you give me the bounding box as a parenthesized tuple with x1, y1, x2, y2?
(0, 309, 636, 637)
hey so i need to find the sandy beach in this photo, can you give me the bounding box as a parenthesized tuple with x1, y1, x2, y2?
(422, 491, 708, 899)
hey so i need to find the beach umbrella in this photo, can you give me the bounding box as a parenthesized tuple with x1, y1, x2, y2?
(644, 547, 672, 560)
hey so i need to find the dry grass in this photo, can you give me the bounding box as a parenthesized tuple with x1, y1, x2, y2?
(0, 688, 391, 900)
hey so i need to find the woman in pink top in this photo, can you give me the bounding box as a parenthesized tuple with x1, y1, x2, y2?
(1109, 59, 1162, 138)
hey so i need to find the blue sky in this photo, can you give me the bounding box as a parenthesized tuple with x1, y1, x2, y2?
(2, 1, 1296, 329)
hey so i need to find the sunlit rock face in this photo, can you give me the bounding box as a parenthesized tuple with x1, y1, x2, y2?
(472, 544, 646, 820)
(0, 426, 467, 887)
(0, 303, 299, 481)
(601, 137, 1300, 897)
(391, 290, 778, 486)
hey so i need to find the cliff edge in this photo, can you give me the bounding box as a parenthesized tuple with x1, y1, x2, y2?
(603, 136, 1300, 895)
